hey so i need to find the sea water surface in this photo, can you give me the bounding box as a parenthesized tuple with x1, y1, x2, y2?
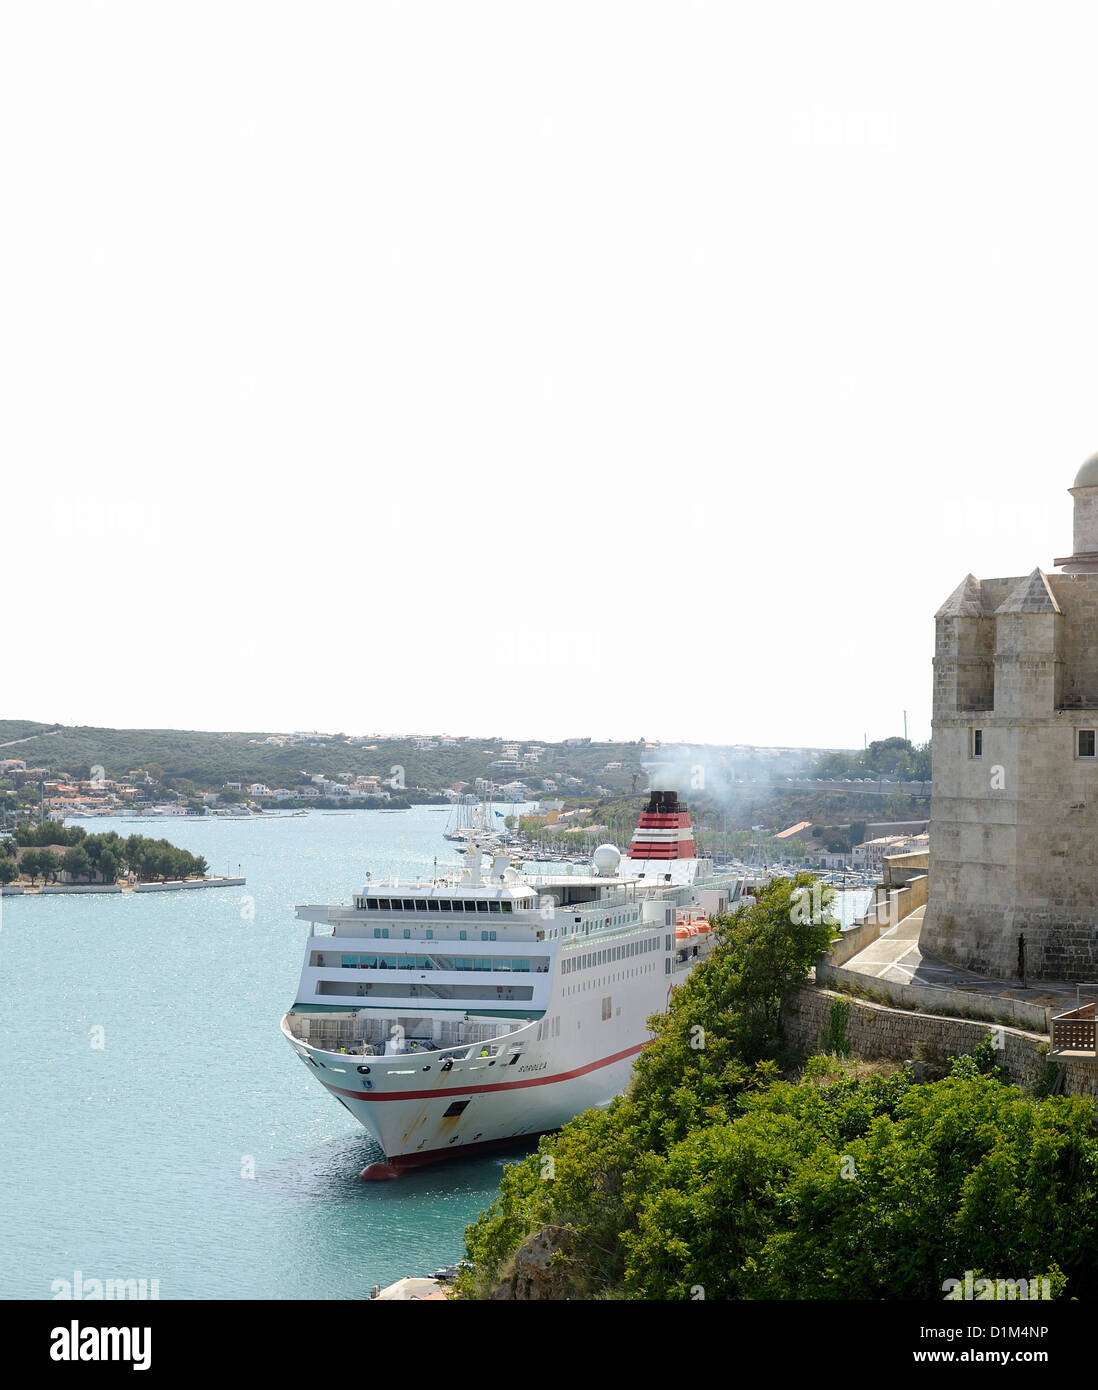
(0, 807, 873, 1300)
(0, 806, 536, 1300)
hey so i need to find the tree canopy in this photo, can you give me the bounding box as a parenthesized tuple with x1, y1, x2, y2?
(9, 823, 208, 883)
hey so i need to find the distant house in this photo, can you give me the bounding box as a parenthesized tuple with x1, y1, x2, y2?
(225, 782, 242, 792)
(248, 784, 271, 798)
(852, 836, 915, 872)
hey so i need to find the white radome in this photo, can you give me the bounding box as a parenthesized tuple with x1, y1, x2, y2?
(591, 843, 621, 877)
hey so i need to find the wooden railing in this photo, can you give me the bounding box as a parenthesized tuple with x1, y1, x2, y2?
(1051, 1003, 1096, 1053)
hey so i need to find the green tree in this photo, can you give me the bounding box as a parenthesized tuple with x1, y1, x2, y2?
(37, 849, 60, 883)
(61, 845, 93, 882)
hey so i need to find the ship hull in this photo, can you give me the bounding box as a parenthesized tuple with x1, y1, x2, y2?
(287, 1014, 651, 1175)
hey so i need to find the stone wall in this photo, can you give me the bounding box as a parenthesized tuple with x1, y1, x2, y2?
(781, 985, 1098, 1098)
(814, 962, 1050, 1031)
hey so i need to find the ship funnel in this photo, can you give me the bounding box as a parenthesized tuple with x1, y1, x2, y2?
(626, 790, 696, 861)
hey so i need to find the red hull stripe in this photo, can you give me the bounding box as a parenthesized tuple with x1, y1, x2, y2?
(325, 1040, 650, 1103)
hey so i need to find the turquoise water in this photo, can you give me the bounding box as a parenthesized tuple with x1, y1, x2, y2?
(0, 809, 873, 1300)
(0, 806, 533, 1300)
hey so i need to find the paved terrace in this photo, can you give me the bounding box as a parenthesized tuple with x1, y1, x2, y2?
(842, 905, 1090, 1018)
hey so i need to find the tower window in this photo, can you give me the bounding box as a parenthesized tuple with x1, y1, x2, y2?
(1079, 730, 1096, 759)
(971, 730, 983, 759)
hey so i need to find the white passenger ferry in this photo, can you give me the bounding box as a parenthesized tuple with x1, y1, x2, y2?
(281, 792, 758, 1177)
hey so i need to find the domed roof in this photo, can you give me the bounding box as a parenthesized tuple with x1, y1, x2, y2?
(1075, 453, 1098, 488)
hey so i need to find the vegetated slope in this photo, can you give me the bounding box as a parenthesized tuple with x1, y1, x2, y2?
(456, 878, 1094, 1301)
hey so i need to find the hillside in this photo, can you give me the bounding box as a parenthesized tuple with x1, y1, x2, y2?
(0, 722, 863, 801)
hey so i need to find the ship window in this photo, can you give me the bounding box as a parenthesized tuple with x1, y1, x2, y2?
(476, 901, 489, 913)
(401, 899, 413, 910)
(475, 957, 491, 971)
(1080, 730, 1096, 758)
(415, 900, 428, 911)
(515, 959, 529, 972)
(426, 929, 434, 940)
(501, 902, 512, 913)
(481, 931, 489, 941)
(373, 928, 381, 939)
(366, 899, 379, 910)
(399, 955, 415, 969)
(403, 929, 411, 939)
(490, 931, 497, 941)
(377, 899, 391, 910)
(427, 901, 439, 912)
(459, 931, 467, 941)
(972, 729, 983, 759)
(489, 901, 501, 913)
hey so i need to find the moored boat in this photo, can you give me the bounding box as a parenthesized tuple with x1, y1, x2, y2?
(281, 792, 762, 1177)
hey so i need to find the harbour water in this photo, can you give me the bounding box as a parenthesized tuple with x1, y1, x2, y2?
(0, 807, 872, 1299)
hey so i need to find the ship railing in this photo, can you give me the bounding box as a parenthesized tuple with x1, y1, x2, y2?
(286, 1011, 528, 1057)
(534, 890, 638, 916)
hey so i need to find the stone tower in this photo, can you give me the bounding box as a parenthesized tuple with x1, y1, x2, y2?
(921, 453, 1098, 980)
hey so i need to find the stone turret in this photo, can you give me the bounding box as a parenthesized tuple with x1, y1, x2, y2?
(1055, 453, 1098, 573)
(933, 575, 992, 718)
(991, 569, 1063, 717)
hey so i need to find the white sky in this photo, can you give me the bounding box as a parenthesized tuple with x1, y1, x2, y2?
(5, 2, 1098, 750)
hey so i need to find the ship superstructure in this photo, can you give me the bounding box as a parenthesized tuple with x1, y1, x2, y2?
(281, 792, 759, 1177)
